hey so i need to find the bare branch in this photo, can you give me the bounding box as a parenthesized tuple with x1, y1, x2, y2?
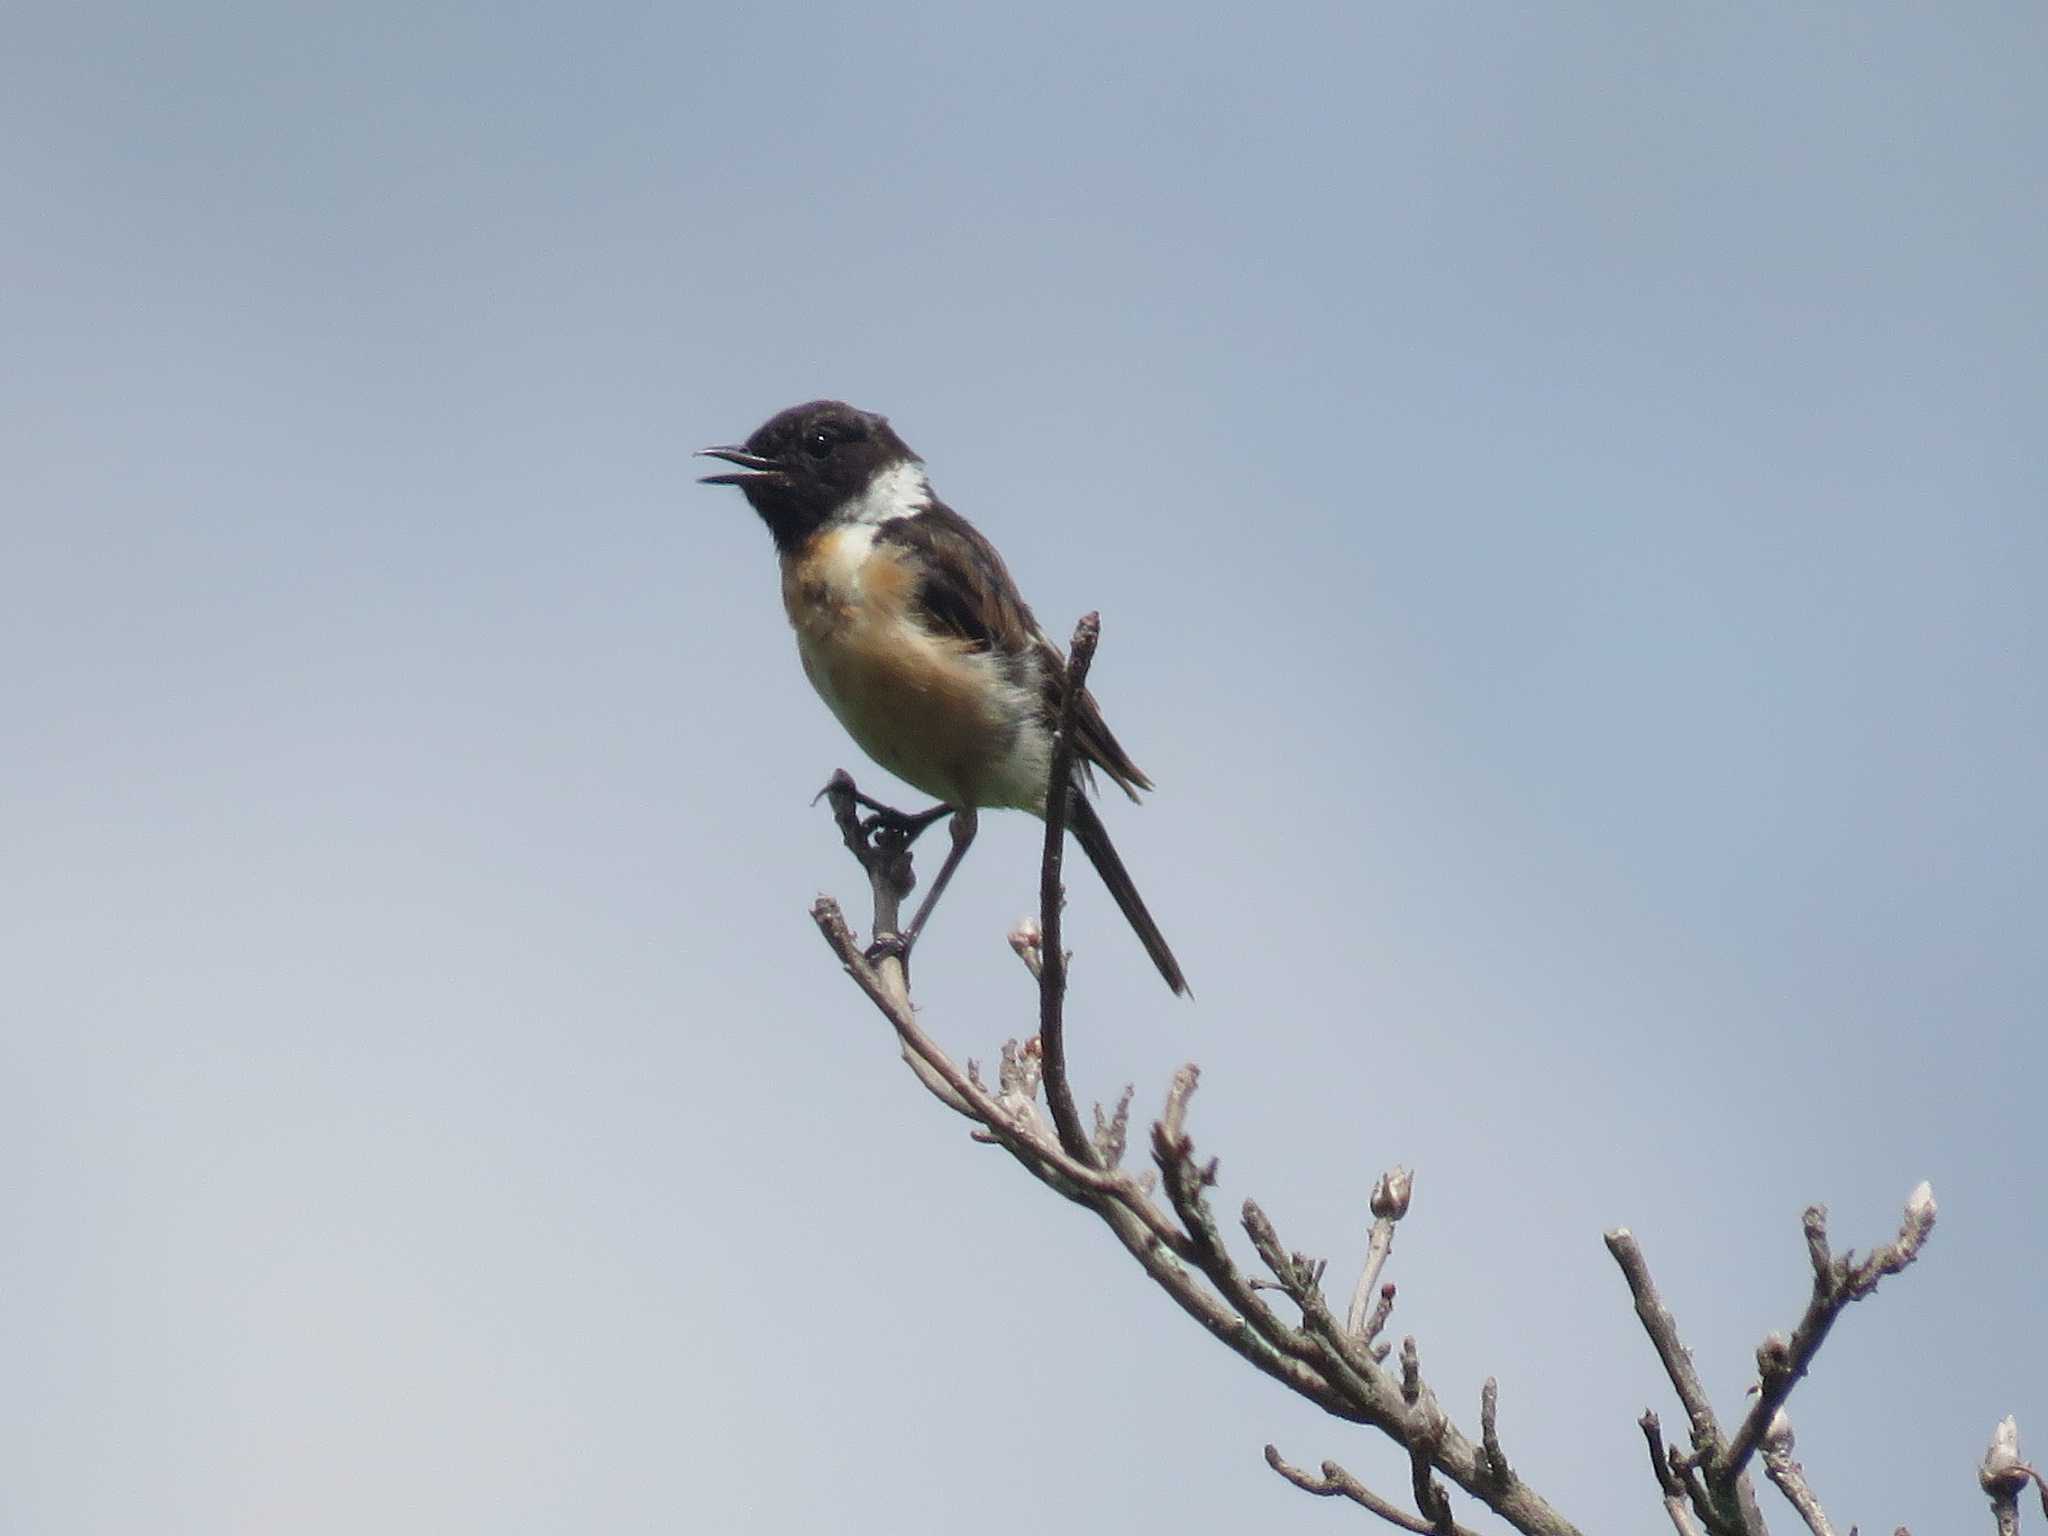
(1093, 1084, 1134, 1168)
(1762, 1410, 1840, 1536)
(1348, 1166, 1411, 1336)
(1715, 1184, 1938, 1491)
(1607, 1228, 1768, 1536)
(1242, 1198, 1403, 1412)
(1638, 1412, 1684, 1499)
(811, 898, 1172, 1234)
(1265, 1445, 1485, 1536)
(1677, 1457, 1745, 1536)
(1149, 1071, 1333, 1376)
(1640, 1413, 1706, 1536)
(808, 620, 1590, 1536)
(1035, 610, 1100, 1165)
(1482, 1378, 1516, 1490)
(817, 771, 971, 1113)
(1410, 1410, 1459, 1536)
(1241, 1201, 1585, 1536)
(817, 768, 913, 938)
(795, 604, 1993, 1536)
(810, 897, 1360, 1421)
(1605, 1229, 1733, 1460)
(1364, 1282, 1399, 1349)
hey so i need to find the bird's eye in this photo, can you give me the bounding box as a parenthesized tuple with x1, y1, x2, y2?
(804, 427, 836, 458)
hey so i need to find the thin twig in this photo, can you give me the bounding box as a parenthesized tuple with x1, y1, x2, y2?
(807, 620, 1588, 1536)
(810, 896, 1358, 1419)
(818, 771, 969, 1112)
(1364, 1283, 1399, 1348)
(1641, 1413, 1707, 1536)
(1677, 1455, 1745, 1536)
(1481, 1378, 1515, 1490)
(812, 898, 1178, 1241)
(1150, 1069, 1332, 1373)
(1761, 1410, 1839, 1536)
(1713, 1185, 1938, 1492)
(1349, 1166, 1411, 1335)
(1241, 1200, 1390, 1404)
(1605, 1229, 1732, 1460)
(1607, 1228, 1768, 1536)
(1248, 1204, 1587, 1536)
(1036, 611, 1099, 1165)
(1093, 1084, 1134, 1168)
(1410, 1411, 1458, 1536)
(1265, 1445, 1485, 1536)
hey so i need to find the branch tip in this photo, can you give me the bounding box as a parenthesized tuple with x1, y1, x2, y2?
(1482, 1377, 1515, 1488)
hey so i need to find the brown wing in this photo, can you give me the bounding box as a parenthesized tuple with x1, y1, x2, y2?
(877, 503, 1152, 803)
(875, 502, 1034, 655)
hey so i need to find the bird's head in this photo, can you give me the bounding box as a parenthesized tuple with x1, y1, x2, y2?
(699, 400, 924, 553)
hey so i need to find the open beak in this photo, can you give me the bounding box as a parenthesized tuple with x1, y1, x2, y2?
(697, 446, 783, 485)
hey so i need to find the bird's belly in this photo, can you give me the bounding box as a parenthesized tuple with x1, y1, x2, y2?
(793, 619, 1048, 810)
(781, 523, 1051, 810)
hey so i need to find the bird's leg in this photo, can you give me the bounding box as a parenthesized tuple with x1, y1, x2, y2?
(865, 807, 978, 970)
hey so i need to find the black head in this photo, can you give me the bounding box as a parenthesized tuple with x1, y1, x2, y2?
(699, 400, 922, 553)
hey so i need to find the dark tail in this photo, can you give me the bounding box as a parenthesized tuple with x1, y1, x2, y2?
(1065, 789, 1189, 995)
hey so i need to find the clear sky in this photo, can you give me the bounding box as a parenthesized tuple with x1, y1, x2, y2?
(4, 4, 2042, 1533)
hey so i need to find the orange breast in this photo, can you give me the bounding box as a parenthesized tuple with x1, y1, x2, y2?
(779, 525, 1026, 807)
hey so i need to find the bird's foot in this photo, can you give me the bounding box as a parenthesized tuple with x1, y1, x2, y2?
(861, 808, 946, 849)
(814, 771, 907, 821)
(815, 772, 949, 844)
(864, 932, 912, 969)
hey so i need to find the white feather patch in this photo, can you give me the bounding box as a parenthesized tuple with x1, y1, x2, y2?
(842, 459, 930, 526)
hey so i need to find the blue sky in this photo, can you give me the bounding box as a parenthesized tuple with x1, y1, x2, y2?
(4, 4, 2042, 1532)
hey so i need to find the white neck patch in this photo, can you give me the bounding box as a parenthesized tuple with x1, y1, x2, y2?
(843, 459, 930, 526)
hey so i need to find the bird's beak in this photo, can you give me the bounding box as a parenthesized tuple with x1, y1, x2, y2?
(696, 446, 783, 485)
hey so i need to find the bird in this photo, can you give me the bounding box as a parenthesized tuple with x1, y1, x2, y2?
(698, 399, 1187, 994)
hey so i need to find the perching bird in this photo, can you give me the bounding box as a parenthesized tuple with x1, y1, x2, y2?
(699, 399, 1186, 993)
